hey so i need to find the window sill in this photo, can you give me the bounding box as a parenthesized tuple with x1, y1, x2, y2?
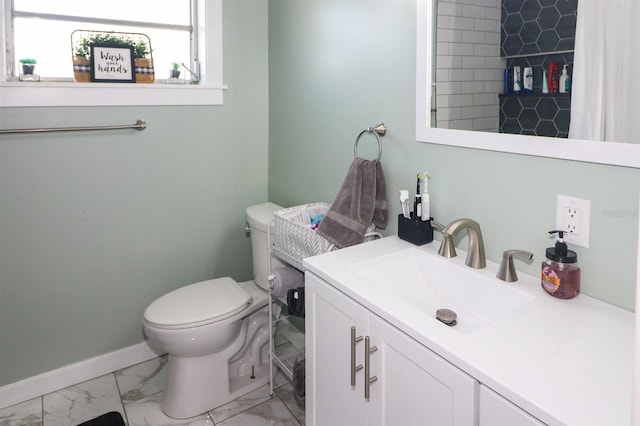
(0, 81, 225, 107)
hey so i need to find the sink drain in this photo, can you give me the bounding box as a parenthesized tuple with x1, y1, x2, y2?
(436, 308, 457, 326)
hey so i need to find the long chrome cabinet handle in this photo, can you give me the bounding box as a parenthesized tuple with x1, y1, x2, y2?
(364, 336, 378, 400)
(351, 326, 363, 387)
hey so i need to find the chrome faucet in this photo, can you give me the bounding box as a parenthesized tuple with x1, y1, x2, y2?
(438, 218, 486, 269)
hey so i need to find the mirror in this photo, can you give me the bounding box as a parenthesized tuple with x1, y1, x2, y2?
(415, 0, 640, 168)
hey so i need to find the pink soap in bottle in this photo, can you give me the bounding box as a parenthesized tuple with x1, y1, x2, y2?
(541, 230, 580, 299)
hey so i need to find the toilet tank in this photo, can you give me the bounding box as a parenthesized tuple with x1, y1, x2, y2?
(246, 202, 284, 290)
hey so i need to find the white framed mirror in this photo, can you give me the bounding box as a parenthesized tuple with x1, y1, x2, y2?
(415, 0, 640, 169)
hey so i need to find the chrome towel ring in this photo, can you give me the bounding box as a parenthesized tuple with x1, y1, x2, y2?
(354, 122, 386, 161)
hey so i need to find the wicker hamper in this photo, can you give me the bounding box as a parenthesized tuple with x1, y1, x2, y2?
(271, 202, 379, 270)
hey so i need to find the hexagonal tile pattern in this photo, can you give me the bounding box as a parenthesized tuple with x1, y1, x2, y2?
(556, 0, 578, 15)
(503, 97, 521, 112)
(520, 43, 540, 56)
(502, 118, 522, 134)
(556, 15, 577, 39)
(500, 94, 571, 137)
(518, 108, 541, 131)
(504, 14, 525, 36)
(520, 1, 542, 21)
(499, 0, 576, 137)
(536, 120, 560, 137)
(538, 6, 560, 30)
(537, 29, 560, 52)
(501, 0, 577, 57)
(504, 35, 524, 55)
(503, 0, 522, 14)
(536, 97, 559, 120)
(521, 22, 541, 44)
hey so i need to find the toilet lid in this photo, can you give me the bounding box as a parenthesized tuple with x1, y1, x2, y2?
(144, 277, 252, 328)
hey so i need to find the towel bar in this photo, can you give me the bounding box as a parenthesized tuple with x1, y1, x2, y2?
(0, 119, 147, 135)
(354, 122, 386, 161)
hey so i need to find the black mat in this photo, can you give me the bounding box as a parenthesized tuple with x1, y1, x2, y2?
(77, 411, 126, 426)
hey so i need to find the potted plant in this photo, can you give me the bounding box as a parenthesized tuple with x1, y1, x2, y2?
(71, 31, 154, 83)
(18, 58, 39, 81)
(19, 58, 37, 75)
(170, 62, 181, 79)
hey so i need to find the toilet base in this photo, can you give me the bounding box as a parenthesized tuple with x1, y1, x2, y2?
(161, 350, 271, 419)
(160, 302, 271, 419)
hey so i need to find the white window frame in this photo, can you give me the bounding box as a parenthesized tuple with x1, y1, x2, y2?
(0, 0, 224, 107)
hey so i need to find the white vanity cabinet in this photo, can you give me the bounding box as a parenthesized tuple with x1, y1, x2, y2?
(303, 236, 634, 425)
(479, 386, 545, 426)
(305, 271, 477, 426)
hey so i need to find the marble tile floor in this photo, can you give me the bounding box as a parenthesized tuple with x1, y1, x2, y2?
(0, 356, 305, 426)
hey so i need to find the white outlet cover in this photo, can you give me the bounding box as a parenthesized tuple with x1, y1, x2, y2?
(556, 194, 591, 248)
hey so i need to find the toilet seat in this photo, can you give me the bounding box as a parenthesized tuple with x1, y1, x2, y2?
(144, 277, 252, 330)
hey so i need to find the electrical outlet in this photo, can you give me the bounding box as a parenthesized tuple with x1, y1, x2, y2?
(565, 207, 578, 234)
(556, 195, 590, 248)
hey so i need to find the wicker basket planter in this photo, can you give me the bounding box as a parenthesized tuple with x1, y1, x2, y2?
(72, 56, 155, 83)
(133, 58, 155, 84)
(72, 56, 91, 82)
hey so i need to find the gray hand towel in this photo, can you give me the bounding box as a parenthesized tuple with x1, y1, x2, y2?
(269, 266, 305, 298)
(317, 158, 388, 248)
(373, 160, 389, 228)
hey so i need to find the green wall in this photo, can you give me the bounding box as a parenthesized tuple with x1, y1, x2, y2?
(0, 0, 269, 385)
(1, 0, 638, 389)
(268, 0, 639, 310)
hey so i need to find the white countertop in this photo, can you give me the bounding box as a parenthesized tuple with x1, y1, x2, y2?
(303, 236, 634, 426)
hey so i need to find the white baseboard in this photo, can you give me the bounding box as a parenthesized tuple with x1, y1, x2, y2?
(0, 340, 164, 409)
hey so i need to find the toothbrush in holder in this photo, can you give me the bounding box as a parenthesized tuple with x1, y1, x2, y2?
(421, 172, 430, 221)
(414, 174, 422, 220)
(399, 190, 411, 219)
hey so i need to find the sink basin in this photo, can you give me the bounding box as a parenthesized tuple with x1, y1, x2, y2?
(348, 247, 535, 333)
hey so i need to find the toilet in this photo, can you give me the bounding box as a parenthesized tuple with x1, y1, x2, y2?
(143, 202, 283, 419)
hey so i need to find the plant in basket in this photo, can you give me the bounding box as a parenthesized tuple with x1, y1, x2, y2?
(71, 30, 154, 83)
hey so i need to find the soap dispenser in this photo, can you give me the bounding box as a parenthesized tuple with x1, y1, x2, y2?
(541, 230, 580, 299)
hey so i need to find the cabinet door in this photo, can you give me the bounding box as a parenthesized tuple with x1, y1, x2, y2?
(369, 315, 478, 426)
(306, 273, 370, 426)
(479, 385, 546, 426)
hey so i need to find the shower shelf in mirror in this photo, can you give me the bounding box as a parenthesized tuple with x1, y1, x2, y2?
(501, 49, 574, 60)
(499, 93, 571, 98)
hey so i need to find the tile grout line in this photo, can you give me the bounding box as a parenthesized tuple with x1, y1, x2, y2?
(112, 372, 130, 426)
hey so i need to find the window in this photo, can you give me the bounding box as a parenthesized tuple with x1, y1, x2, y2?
(0, 0, 224, 107)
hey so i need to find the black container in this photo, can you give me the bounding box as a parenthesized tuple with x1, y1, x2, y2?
(398, 214, 433, 245)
